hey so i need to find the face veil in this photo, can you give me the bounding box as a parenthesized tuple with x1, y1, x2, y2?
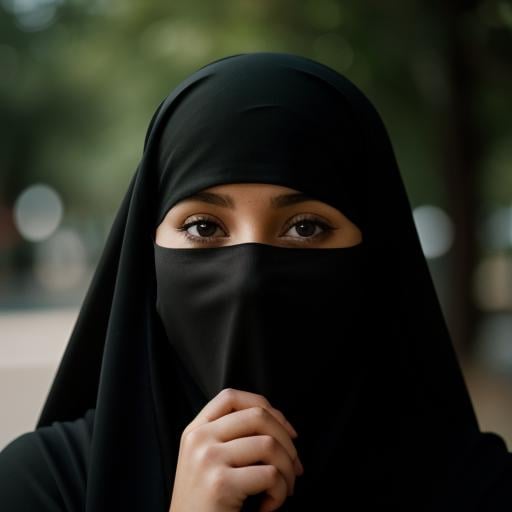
(31, 52, 510, 512)
(153, 239, 368, 511)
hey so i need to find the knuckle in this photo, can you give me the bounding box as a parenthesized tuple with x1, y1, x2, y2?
(181, 427, 203, 448)
(208, 467, 230, 497)
(219, 387, 236, 401)
(197, 443, 219, 464)
(265, 465, 280, 484)
(261, 435, 278, 453)
(251, 406, 268, 421)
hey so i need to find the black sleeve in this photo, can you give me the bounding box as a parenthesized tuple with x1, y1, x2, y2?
(476, 433, 512, 512)
(0, 409, 95, 512)
(431, 431, 512, 511)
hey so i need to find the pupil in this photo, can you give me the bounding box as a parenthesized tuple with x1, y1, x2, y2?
(296, 221, 315, 237)
(197, 222, 216, 237)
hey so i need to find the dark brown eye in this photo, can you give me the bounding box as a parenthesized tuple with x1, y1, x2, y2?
(284, 218, 330, 240)
(193, 221, 218, 237)
(178, 218, 227, 242)
(294, 220, 317, 237)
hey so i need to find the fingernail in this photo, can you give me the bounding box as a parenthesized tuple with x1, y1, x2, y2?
(294, 457, 303, 476)
(286, 420, 298, 438)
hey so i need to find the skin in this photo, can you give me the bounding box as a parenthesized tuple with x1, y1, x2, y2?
(155, 182, 363, 249)
(169, 388, 303, 512)
(158, 184, 362, 512)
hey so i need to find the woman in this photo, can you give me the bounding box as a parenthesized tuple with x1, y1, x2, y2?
(0, 51, 510, 511)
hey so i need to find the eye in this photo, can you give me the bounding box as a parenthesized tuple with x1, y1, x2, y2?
(176, 213, 335, 245)
(282, 215, 334, 243)
(177, 216, 227, 243)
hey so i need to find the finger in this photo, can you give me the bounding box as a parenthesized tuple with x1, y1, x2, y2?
(228, 465, 288, 510)
(188, 388, 298, 440)
(221, 435, 296, 496)
(209, 406, 300, 469)
(268, 406, 298, 438)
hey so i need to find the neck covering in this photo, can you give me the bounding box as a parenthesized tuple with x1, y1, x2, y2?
(26, 52, 511, 511)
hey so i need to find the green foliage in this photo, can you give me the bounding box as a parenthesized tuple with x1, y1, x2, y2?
(0, 0, 511, 227)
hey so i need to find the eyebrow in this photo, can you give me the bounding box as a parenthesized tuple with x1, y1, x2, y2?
(180, 191, 314, 209)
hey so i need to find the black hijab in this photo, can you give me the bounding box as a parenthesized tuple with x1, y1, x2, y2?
(1, 52, 510, 512)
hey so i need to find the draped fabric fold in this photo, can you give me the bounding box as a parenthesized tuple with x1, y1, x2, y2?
(1, 52, 510, 511)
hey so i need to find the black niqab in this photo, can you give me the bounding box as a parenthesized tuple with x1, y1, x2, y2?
(1, 52, 510, 512)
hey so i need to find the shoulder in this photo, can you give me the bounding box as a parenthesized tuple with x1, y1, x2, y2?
(0, 408, 95, 512)
(438, 431, 512, 510)
(477, 432, 512, 510)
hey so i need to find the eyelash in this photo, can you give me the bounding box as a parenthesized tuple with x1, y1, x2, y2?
(176, 214, 335, 245)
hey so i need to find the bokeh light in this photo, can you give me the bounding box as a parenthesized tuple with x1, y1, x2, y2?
(473, 254, 512, 311)
(1, 0, 62, 31)
(13, 183, 63, 242)
(413, 204, 454, 259)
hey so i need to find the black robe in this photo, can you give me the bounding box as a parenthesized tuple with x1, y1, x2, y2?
(1, 51, 511, 511)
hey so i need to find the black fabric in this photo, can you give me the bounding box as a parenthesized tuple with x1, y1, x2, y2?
(0, 409, 95, 511)
(154, 240, 367, 511)
(1, 51, 511, 511)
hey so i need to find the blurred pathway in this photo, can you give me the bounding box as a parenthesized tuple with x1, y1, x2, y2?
(0, 308, 78, 450)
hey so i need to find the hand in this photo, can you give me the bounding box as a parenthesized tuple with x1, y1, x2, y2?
(168, 387, 304, 512)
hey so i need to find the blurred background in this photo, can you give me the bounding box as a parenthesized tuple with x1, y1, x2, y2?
(1, 0, 512, 450)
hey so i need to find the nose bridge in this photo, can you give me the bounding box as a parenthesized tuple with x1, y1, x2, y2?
(231, 244, 269, 300)
(236, 219, 272, 245)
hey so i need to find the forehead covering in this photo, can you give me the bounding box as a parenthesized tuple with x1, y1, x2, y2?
(154, 52, 365, 230)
